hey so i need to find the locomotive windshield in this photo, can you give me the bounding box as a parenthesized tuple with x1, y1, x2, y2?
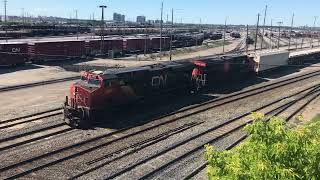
(80, 76, 101, 88)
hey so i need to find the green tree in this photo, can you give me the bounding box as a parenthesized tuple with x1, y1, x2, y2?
(205, 113, 320, 180)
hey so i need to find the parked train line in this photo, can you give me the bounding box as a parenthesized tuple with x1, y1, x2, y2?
(0, 32, 208, 66)
(1, 66, 320, 179)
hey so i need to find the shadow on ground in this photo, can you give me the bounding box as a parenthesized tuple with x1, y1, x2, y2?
(0, 64, 43, 75)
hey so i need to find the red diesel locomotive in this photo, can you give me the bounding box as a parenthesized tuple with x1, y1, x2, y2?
(64, 54, 251, 128)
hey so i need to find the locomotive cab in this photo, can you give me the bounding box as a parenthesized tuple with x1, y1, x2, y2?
(64, 71, 104, 128)
(64, 70, 135, 128)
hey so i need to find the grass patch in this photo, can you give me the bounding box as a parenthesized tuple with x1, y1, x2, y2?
(205, 113, 320, 179)
(311, 114, 320, 123)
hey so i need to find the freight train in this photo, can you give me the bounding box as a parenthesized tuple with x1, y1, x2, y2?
(0, 36, 176, 66)
(230, 32, 241, 38)
(63, 49, 320, 128)
(172, 33, 204, 48)
(0, 42, 28, 66)
(210, 33, 223, 40)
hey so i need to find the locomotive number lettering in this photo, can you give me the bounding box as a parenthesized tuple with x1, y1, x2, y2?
(151, 75, 167, 87)
(198, 73, 207, 86)
(12, 48, 21, 53)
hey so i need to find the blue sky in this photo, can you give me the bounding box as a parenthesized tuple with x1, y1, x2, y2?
(4, 0, 320, 26)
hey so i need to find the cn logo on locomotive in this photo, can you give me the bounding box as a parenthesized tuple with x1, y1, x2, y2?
(12, 48, 21, 53)
(151, 75, 167, 87)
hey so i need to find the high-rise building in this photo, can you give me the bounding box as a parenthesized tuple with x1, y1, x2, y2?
(136, 16, 146, 24)
(121, 15, 125, 22)
(113, 13, 125, 23)
(155, 20, 163, 24)
(147, 20, 155, 24)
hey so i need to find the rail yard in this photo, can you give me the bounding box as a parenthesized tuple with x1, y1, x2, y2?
(1, 1, 320, 180)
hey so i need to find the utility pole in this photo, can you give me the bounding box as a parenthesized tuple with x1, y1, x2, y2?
(165, 13, 168, 51)
(260, 5, 267, 50)
(222, 17, 227, 53)
(246, 24, 249, 53)
(277, 21, 283, 49)
(21, 8, 25, 32)
(310, 16, 318, 48)
(4, 0, 8, 42)
(99, 5, 107, 54)
(160, 1, 163, 59)
(288, 13, 294, 50)
(200, 18, 203, 46)
(76, 10, 79, 40)
(270, 19, 273, 49)
(254, 13, 260, 52)
(170, 8, 174, 61)
(301, 25, 306, 49)
(318, 30, 320, 47)
(144, 33, 148, 56)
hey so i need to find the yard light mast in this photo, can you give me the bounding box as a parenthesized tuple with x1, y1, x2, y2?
(99, 5, 107, 54)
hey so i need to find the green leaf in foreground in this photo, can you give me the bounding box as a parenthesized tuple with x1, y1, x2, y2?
(205, 113, 320, 180)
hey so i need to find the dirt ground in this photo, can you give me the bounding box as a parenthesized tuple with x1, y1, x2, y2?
(75, 38, 243, 68)
(2, 35, 316, 88)
(0, 37, 320, 122)
(0, 65, 78, 88)
(298, 96, 320, 124)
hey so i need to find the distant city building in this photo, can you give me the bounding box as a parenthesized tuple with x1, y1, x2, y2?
(113, 13, 125, 23)
(155, 20, 163, 24)
(147, 20, 155, 24)
(121, 15, 125, 22)
(136, 16, 146, 24)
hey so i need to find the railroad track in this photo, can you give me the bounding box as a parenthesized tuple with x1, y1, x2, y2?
(0, 108, 62, 130)
(0, 76, 78, 93)
(0, 108, 77, 153)
(181, 86, 320, 180)
(228, 38, 246, 54)
(1, 70, 320, 179)
(112, 84, 320, 180)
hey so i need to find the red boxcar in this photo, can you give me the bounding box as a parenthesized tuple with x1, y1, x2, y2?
(29, 40, 86, 61)
(0, 42, 28, 66)
(86, 39, 123, 55)
(150, 37, 170, 51)
(123, 38, 151, 53)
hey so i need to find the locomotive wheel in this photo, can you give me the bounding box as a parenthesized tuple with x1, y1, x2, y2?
(68, 108, 90, 129)
(68, 117, 86, 129)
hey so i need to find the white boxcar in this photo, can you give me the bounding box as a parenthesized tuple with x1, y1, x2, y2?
(253, 50, 289, 73)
